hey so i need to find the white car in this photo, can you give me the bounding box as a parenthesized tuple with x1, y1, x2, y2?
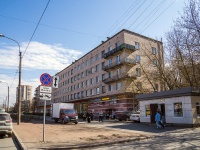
(0, 108, 13, 137)
(130, 111, 140, 122)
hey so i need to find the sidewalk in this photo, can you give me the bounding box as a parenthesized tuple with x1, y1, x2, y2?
(12, 119, 152, 150)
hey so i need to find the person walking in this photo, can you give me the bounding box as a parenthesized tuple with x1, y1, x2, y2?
(155, 109, 161, 128)
(99, 111, 103, 122)
(86, 112, 91, 123)
(158, 110, 165, 128)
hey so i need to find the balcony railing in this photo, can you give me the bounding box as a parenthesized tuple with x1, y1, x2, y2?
(102, 58, 136, 71)
(102, 73, 137, 84)
(103, 43, 135, 58)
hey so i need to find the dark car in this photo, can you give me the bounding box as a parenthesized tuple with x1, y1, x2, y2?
(116, 111, 132, 121)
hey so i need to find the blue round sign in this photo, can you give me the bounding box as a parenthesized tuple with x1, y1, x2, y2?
(40, 73, 52, 86)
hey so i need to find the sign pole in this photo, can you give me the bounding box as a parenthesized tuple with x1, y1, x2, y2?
(43, 100, 46, 142)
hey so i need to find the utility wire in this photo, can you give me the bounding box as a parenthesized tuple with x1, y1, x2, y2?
(22, 0, 51, 58)
(0, 14, 102, 38)
(140, 0, 177, 34)
(133, 0, 166, 31)
(127, 0, 154, 29)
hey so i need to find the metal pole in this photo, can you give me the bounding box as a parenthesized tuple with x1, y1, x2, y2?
(43, 100, 46, 142)
(7, 86, 9, 112)
(18, 51, 22, 125)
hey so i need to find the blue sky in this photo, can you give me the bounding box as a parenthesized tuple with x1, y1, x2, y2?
(0, 0, 186, 106)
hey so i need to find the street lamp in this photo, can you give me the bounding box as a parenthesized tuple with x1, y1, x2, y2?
(0, 34, 21, 125)
(0, 81, 9, 112)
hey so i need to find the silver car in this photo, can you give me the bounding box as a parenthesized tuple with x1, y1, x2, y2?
(0, 109, 13, 137)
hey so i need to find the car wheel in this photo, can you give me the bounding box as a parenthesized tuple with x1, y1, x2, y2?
(55, 118, 59, 123)
(118, 119, 122, 121)
(75, 122, 78, 124)
(62, 119, 65, 124)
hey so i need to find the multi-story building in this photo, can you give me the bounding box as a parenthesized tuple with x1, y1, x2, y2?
(16, 85, 32, 112)
(52, 29, 164, 116)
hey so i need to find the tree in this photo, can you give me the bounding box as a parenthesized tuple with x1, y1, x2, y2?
(165, 0, 200, 88)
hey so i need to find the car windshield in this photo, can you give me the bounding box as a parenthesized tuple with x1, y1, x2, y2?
(63, 109, 76, 114)
(0, 114, 10, 121)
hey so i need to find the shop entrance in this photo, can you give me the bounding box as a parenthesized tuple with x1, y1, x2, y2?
(150, 104, 165, 123)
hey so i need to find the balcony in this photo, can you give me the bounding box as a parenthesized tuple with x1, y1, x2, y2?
(103, 43, 135, 59)
(102, 73, 137, 84)
(102, 58, 136, 71)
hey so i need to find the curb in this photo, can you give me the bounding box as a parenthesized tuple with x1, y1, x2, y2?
(12, 129, 27, 150)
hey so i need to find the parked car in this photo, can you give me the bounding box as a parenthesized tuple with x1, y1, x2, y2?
(0, 108, 13, 137)
(130, 111, 140, 122)
(116, 111, 132, 121)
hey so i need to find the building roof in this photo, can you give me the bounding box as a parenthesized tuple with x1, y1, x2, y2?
(136, 87, 200, 101)
(55, 29, 163, 76)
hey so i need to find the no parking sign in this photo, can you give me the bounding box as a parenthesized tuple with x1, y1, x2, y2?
(40, 73, 52, 86)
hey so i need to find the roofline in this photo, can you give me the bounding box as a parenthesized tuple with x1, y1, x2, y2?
(136, 87, 200, 101)
(56, 29, 163, 76)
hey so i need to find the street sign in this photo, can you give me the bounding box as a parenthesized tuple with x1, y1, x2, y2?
(39, 93, 51, 100)
(40, 86, 52, 93)
(40, 73, 52, 86)
(52, 76, 59, 88)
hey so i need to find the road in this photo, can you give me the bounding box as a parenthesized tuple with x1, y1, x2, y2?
(0, 134, 20, 150)
(81, 122, 200, 150)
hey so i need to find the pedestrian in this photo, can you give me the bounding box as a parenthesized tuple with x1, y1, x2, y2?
(99, 111, 103, 122)
(90, 112, 94, 121)
(158, 110, 165, 128)
(112, 110, 116, 120)
(86, 112, 91, 123)
(155, 109, 161, 128)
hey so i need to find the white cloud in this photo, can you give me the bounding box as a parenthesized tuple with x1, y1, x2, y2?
(0, 41, 83, 71)
(0, 41, 83, 107)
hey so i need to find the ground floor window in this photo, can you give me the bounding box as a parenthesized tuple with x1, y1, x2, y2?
(174, 103, 183, 117)
(196, 102, 200, 118)
(145, 105, 150, 117)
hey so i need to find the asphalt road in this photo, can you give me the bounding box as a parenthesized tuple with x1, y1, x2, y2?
(0, 134, 20, 150)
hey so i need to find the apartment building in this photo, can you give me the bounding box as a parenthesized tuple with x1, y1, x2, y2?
(52, 29, 164, 115)
(16, 85, 32, 112)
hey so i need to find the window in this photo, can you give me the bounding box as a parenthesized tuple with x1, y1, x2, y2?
(96, 76, 100, 83)
(86, 80, 89, 86)
(91, 89, 95, 95)
(146, 105, 150, 117)
(174, 103, 183, 117)
(81, 91, 84, 97)
(81, 62, 84, 68)
(71, 69, 73, 75)
(81, 81, 84, 87)
(153, 59, 157, 66)
(154, 84, 158, 92)
(95, 54, 99, 60)
(102, 62, 105, 69)
(152, 47, 156, 55)
(136, 68, 141, 76)
(94, 87, 99, 94)
(196, 102, 200, 118)
(109, 84, 113, 91)
(86, 60, 89, 66)
(86, 90, 89, 96)
(101, 50, 105, 58)
(108, 46, 112, 52)
(91, 67, 95, 74)
(102, 86, 106, 93)
(108, 59, 112, 65)
(117, 68, 121, 76)
(77, 83, 80, 89)
(116, 82, 121, 90)
(90, 57, 95, 63)
(109, 71, 113, 78)
(96, 64, 100, 72)
(115, 42, 120, 47)
(102, 74, 106, 80)
(136, 55, 140, 63)
(90, 78, 94, 85)
(116, 55, 120, 63)
(135, 42, 140, 49)
(78, 65, 81, 70)
(81, 72, 84, 78)
(137, 82, 142, 90)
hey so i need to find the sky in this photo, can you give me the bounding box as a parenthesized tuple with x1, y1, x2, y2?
(0, 0, 187, 107)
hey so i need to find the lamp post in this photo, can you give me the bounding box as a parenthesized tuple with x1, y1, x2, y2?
(0, 34, 21, 125)
(0, 81, 9, 112)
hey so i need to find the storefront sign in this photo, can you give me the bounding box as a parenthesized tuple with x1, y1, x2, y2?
(117, 94, 126, 99)
(102, 97, 110, 101)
